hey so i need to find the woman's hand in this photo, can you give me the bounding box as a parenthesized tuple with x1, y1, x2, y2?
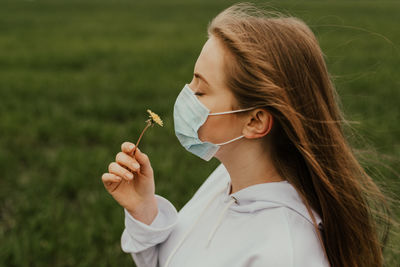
(102, 142, 158, 225)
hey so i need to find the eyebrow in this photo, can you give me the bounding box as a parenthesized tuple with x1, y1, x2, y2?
(194, 72, 210, 86)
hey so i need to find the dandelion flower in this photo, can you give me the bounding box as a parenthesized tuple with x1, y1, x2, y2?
(147, 109, 163, 127)
(133, 109, 163, 156)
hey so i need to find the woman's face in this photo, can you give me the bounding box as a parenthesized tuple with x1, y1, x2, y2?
(188, 36, 246, 145)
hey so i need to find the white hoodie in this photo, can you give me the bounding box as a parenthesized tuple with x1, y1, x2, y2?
(121, 163, 329, 267)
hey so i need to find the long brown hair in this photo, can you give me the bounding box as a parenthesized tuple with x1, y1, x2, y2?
(207, 3, 392, 267)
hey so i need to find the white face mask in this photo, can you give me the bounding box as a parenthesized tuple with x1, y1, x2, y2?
(173, 84, 257, 161)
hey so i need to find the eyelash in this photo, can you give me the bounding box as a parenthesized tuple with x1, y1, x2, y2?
(194, 92, 204, 96)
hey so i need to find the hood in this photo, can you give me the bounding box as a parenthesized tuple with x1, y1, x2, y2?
(222, 179, 323, 226)
(163, 165, 324, 267)
(204, 165, 323, 248)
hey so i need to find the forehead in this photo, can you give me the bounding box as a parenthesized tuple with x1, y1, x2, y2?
(194, 36, 228, 89)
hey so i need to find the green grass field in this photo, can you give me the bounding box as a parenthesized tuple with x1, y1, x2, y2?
(0, 0, 399, 266)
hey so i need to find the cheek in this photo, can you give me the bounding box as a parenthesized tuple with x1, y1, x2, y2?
(198, 117, 219, 142)
(196, 92, 240, 142)
(198, 115, 238, 143)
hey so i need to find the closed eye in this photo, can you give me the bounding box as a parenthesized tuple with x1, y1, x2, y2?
(194, 92, 205, 96)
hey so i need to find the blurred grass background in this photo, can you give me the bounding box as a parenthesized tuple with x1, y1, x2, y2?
(0, 0, 399, 266)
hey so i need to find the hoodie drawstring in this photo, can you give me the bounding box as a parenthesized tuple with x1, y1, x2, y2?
(206, 197, 236, 248)
(164, 185, 228, 267)
(164, 187, 236, 267)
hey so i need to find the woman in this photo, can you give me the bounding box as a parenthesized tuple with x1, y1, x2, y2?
(101, 3, 390, 266)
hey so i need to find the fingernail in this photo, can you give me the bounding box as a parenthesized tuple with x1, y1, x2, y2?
(126, 172, 133, 179)
(129, 144, 135, 150)
(133, 163, 140, 169)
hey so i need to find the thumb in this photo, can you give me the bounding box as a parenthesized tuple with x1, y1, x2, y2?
(134, 148, 153, 177)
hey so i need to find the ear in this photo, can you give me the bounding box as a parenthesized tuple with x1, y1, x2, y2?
(242, 109, 273, 139)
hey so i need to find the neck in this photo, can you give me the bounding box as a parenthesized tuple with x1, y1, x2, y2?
(216, 139, 284, 194)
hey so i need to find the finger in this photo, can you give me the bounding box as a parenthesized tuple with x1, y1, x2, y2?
(121, 142, 136, 154)
(108, 162, 134, 181)
(115, 152, 140, 173)
(133, 148, 153, 177)
(102, 173, 122, 183)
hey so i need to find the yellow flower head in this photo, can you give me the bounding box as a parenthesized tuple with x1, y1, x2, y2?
(147, 109, 163, 127)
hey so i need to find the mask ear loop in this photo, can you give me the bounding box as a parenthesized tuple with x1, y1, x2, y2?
(208, 106, 256, 116)
(209, 108, 252, 146)
(215, 135, 245, 146)
(214, 111, 274, 146)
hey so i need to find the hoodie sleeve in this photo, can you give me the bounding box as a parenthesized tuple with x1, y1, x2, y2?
(120, 194, 178, 267)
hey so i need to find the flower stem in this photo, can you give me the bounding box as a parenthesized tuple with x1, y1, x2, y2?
(133, 120, 152, 156)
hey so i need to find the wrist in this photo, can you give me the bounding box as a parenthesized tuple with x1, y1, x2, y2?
(127, 196, 158, 225)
